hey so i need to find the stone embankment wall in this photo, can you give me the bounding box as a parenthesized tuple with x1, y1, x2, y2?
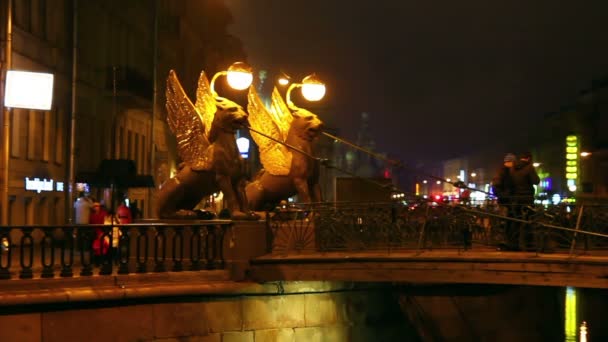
(0, 283, 418, 342)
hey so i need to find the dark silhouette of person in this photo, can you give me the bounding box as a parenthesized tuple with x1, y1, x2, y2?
(510, 152, 540, 249)
(492, 153, 516, 250)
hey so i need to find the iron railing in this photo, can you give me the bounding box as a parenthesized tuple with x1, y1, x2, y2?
(0, 221, 231, 279)
(266, 201, 608, 255)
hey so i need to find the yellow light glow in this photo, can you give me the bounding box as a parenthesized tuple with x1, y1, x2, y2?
(565, 287, 577, 341)
(566, 153, 578, 160)
(566, 166, 577, 173)
(580, 152, 591, 157)
(566, 135, 577, 142)
(278, 77, 289, 86)
(566, 173, 577, 179)
(566, 161, 577, 166)
(226, 71, 253, 90)
(301, 83, 326, 101)
(566, 146, 578, 153)
(5, 70, 54, 110)
(300, 74, 326, 101)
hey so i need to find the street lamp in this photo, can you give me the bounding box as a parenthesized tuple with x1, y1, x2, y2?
(285, 73, 326, 110)
(209, 62, 253, 97)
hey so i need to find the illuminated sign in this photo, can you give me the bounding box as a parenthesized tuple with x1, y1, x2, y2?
(565, 135, 579, 183)
(24, 177, 64, 193)
(5, 71, 54, 110)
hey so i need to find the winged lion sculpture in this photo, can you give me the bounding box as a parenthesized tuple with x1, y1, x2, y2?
(156, 70, 254, 219)
(245, 87, 324, 210)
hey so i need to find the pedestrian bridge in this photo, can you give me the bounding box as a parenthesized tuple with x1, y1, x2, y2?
(1, 201, 608, 305)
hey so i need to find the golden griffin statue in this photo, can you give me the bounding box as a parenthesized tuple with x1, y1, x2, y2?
(156, 70, 253, 219)
(246, 87, 324, 210)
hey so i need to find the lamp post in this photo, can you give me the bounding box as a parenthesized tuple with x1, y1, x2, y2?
(209, 62, 253, 97)
(285, 73, 326, 110)
(1, 0, 12, 225)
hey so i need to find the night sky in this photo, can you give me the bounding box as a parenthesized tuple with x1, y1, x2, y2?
(224, 0, 608, 162)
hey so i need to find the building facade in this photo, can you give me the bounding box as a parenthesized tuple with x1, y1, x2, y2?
(0, 0, 246, 224)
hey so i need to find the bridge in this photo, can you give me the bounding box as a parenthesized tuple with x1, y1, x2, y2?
(0, 201, 606, 341)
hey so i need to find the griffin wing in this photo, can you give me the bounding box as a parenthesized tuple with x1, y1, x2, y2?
(166, 70, 214, 171)
(194, 71, 216, 136)
(269, 87, 293, 139)
(247, 86, 292, 175)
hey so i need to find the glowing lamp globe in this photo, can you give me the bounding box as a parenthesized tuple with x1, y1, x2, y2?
(300, 74, 326, 101)
(226, 62, 253, 90)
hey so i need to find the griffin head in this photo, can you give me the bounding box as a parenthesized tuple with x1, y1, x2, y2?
(214, 97, 248, 132)
(291, 108, 324, 141)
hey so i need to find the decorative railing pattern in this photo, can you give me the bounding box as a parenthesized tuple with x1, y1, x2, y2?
(266, 202, 608, 255)
(0, 221, 231, 280)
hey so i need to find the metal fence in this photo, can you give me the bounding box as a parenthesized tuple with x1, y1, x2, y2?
(266, 201, 608, 255)
(0, 221, 231, 280)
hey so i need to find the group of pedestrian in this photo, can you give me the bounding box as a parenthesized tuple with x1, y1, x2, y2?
(492, 152, 540, 251)
(73, 192, 134, 264)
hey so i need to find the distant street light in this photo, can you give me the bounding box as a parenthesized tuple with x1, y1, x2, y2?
(470, 172, 477, 178)
(277, 72, 290, 86)
(533, 162, 541, 167)
(236, 137, 250, 159)
(286, 73, 326, 110)
(210, 62, 253, 96)
(580, 152, 591, 158)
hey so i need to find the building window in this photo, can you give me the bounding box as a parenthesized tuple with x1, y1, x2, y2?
(31, 0, 47, 39)
(27, 110, 43, 160)
(127, 130, 133, 160)
(119, 127, 125, 158)
(10, 109, 23, 158)
(134, 132, 140, 170)
(13, 0, 31, 32)
(55, 110, 64, 165)
(42, 110, 53, 161)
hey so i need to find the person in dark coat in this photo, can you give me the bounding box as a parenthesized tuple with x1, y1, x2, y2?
(509, 152, 540, 249)
(492, 153, 516, 206)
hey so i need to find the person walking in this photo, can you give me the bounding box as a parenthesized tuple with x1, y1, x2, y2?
(492, 153, 516, 250)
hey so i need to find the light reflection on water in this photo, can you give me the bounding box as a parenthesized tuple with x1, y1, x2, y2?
(565, 287, 576, 342)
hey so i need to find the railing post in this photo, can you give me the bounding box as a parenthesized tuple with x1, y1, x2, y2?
(136, 226, 148, 273)
(60, 226, 74, 277)
(189, 225, 201, 271)
(0, 229, 11, 279)
(171, 226, 183, 272)
(154, 226, 166, 272)
(99, 226, 113, 275)
(40, 227, 55, 278)
(117, 225, 130, 274)
(19, 227, 34, 279)
(79, 226, 93, 277)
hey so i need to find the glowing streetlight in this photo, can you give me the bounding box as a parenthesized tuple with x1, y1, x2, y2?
(209, 62, 253, 96)
(470, 172, 477, 178)
(533, 162, 541, 167)
(277, 72, 291, 86)
(286, 73, 326, 110)
(236, 137, 250, 159)
(580, 151, 591, 157)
